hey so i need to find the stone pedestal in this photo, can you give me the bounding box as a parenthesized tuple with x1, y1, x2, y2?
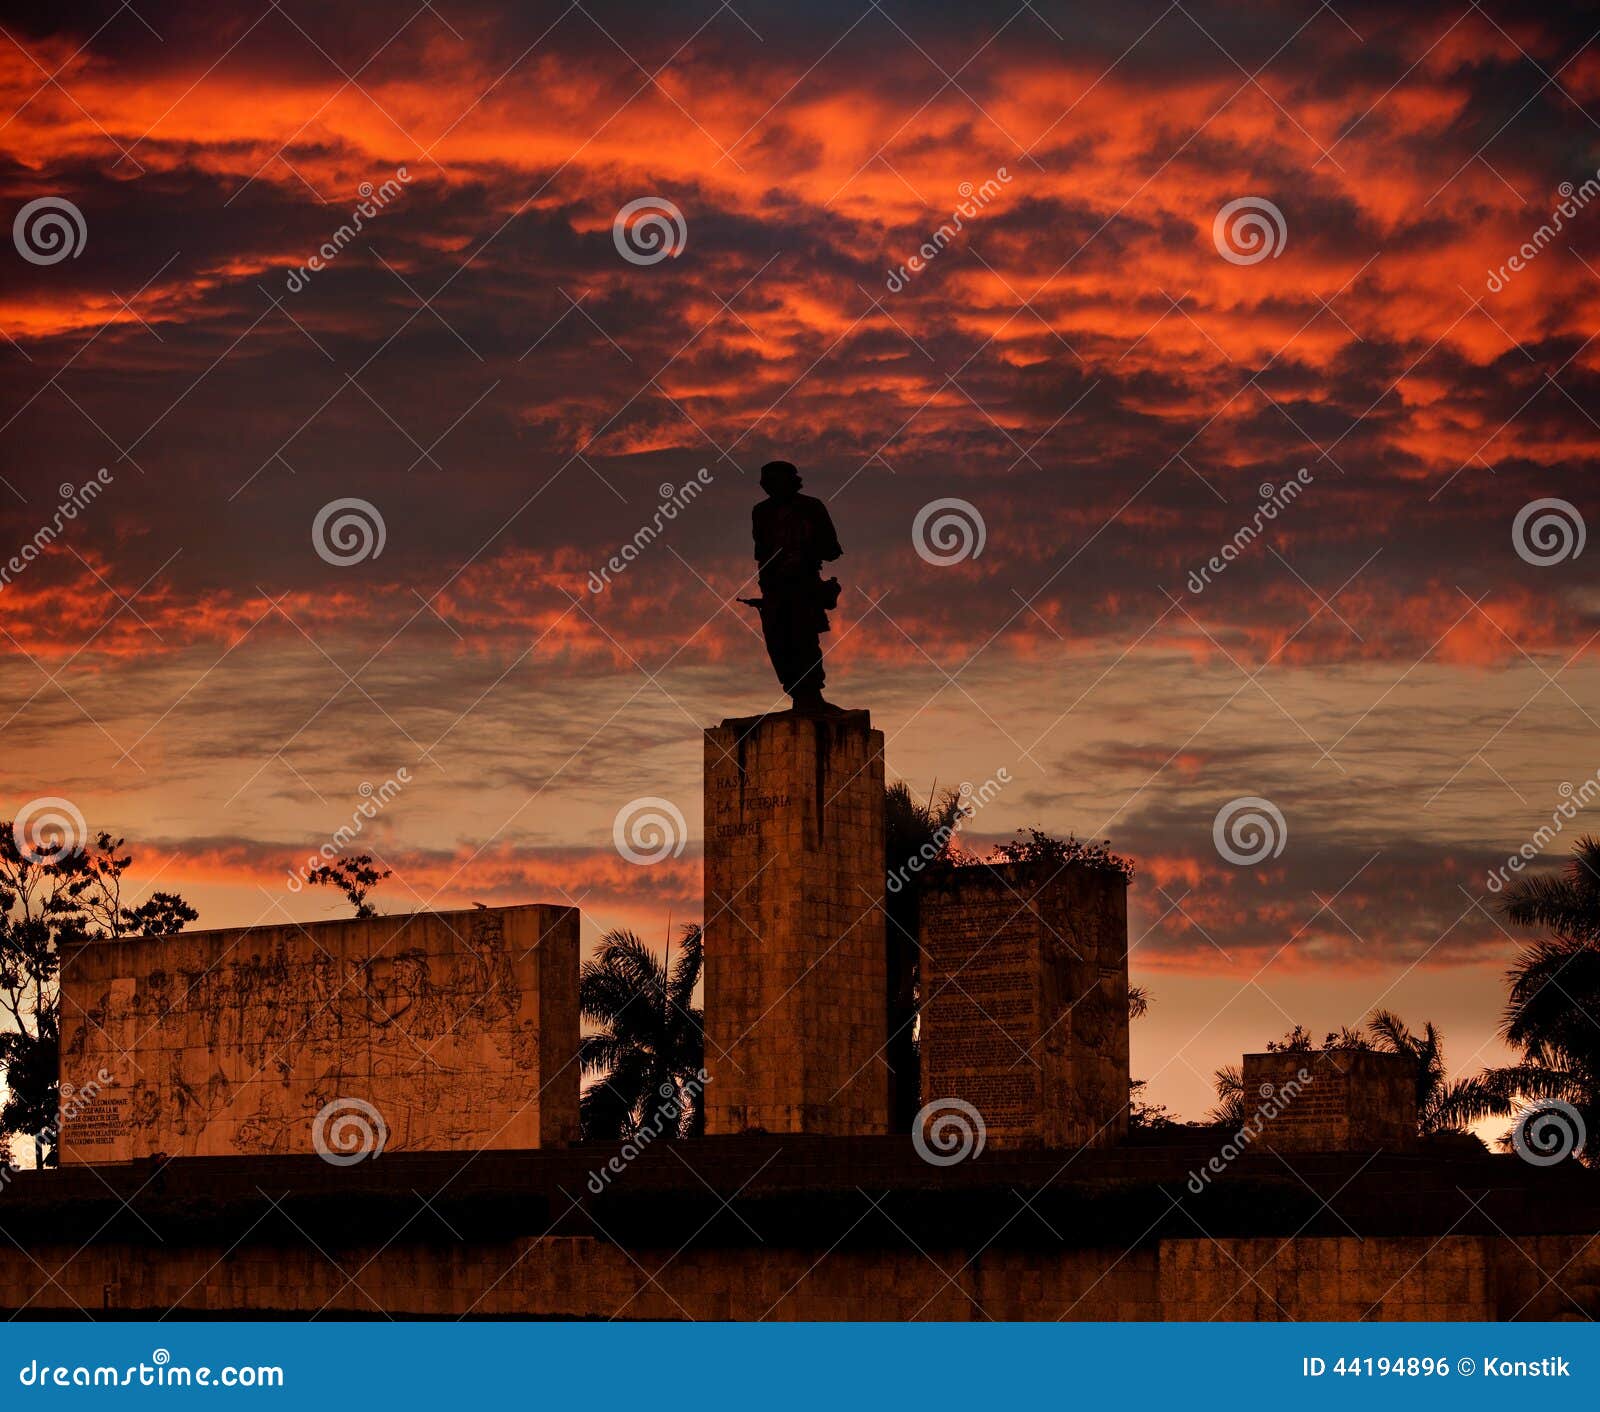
(919, 862, 1129, 1149)
(703, 709, 888, 1135)
(1242, 1049, 1418, 1152)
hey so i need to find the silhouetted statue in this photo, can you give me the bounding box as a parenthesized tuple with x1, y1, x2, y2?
(740, 460, 842, 712)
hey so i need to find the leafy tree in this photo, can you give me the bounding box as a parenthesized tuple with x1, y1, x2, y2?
(1126, 986, 1174, 1130)
(884, 781, 966, 1129)
(0, 825, 195, 1165)
(989, 827, 1135, 879)
(1128, 1077, 1183, 1131)
(1263, 1023, 1369, 1053)
(306, 853, 391, 918)
(1483, 836, 1600, 1161)
(579, 925, 705, 1140)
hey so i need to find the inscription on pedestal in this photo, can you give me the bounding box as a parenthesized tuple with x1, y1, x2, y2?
(709, 774, 792, 839)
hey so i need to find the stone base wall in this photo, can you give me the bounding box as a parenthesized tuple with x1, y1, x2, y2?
(1161, 1236, 1489, 1321)
(4, 1231, 1596, 1320)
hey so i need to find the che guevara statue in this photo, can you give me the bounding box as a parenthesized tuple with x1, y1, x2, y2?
(738, 460, 842, 712)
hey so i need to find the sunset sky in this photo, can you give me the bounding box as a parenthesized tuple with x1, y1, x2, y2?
(2, 0, 1597, 1125)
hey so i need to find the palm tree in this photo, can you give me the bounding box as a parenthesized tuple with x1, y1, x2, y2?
(1486, 837, 1600, 1158)
(579, 925, 704, 1141)
(1208, 1063, 1246, 1126)
(1480, 937, 1600, 1127)
(884, 781, 966, 1130)
(1501, 834, 1600, 945)
(1365, 1010, 1511, 1135)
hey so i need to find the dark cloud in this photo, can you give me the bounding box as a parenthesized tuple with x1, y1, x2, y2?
(2, 0, 1596, 1119)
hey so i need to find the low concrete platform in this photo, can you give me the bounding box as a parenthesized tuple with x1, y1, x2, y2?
(4, 1133, 1597, 1320)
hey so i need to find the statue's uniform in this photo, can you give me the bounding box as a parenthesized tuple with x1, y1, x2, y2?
(751, 492, 841, 703)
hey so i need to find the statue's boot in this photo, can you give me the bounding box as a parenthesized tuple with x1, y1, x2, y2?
(791, 688, 841, 713)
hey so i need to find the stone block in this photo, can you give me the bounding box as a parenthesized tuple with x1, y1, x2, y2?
(917, 861, 1130, 1147)
(1241, 1048, 1418, 1152)
(702, 709, 889, 1134)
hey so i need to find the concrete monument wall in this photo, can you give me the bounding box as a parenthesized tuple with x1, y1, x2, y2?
(919, 862, 1130, 1148)
(57, 904, 579, 1161)
(703, 709, 888, 1134)
(1242, 1049, 1418, 1153)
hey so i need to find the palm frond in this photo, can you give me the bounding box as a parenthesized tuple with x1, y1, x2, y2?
(1207, 1063, 1245, 1125)
(1427, 1075, 1516, 1130)
(1500, 837, 1600, 943)
(668, 925, 703, 1014)
(1365, 1009, 1412, 1054)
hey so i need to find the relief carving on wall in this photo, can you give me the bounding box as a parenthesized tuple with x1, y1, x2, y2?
(61, 911, 543, 1159)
